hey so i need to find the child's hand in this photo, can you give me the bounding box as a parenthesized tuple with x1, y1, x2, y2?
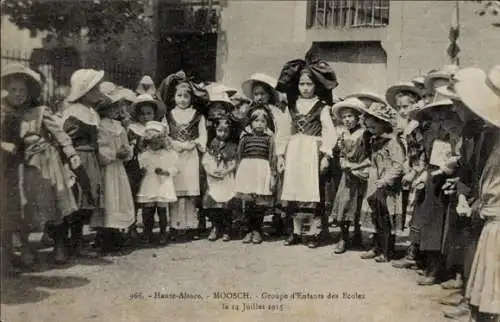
(456, 194, 472, 217)
(270, 175, 276, 191)
(277, 156, 285, 173)
(401, 172, 415, 188)
(320, 156, 330, 172)
(69, 155, 82, 170)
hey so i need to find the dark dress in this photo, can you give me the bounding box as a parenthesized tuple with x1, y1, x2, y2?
(62, 103, 103, 215)
(1, 103, 23, 233)
(332, 127, 370, 223)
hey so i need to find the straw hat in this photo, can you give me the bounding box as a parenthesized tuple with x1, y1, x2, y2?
(454, 65, 500, 128)
(385, 82, 423, 110)
(67, 69, 105, 103)
(242, 73, 280, 105)
(424, 65, 459, 93)
(119, 88, 137, 103)
(331, 97, 365, 121)
(1, 63, 42, 99)
(205, 82, 238, 98)
(435, 84, 460, 101)
(344, 91, 387, 108)
(361, 102, 399, 128)
(407, 99, 454, 121)
(130, 94, 166, 121)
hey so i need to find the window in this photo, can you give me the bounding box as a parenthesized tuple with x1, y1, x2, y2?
(307, 0, 390, 29)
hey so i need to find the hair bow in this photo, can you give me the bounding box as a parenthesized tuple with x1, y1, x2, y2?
(277, 56, 338, 105)
(156, 70, 209, 110)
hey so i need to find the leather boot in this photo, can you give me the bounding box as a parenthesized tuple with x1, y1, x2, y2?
(392, 243, 418, 269)
(284, 234, 300, 246)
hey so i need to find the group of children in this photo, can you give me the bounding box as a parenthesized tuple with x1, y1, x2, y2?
(1, 58, 499, 321)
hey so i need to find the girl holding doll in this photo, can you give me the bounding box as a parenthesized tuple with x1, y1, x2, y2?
(125, 94, 166, 238)
(137, 121, 178, 245)
(235, 105, 277, 244)
(158, 71, 209, 240)
(203, 116, 238, 242)
(330, 97, 371, 254)
(359, 102, 405, 263)
(1, 64, 80, 266)
(276, 57, 339, 248)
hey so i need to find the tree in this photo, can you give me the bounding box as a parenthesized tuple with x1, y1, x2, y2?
(1, 0, 153, 42)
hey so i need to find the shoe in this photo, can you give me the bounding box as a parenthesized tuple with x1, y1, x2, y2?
(417, 269, 425, 276)
(438, 292, 464, 306)
(242, 232, 253, 244)
(158, 233, 168, 246)
(441, 278, 463, 290)
(442, 302, 469, 319)
(391, 257, 416, 269)
(307, 236, 319, 249)
(333, 240, 347, 254)
(360, 249, 378, 259)
(284, 234, 300, 246)
(252, 231, 263, 244)
(374, 254, 389, 263)
(417, 276, 436, 286)
(221, 234, 231, 242)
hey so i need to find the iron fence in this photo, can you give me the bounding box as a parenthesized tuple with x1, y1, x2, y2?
(1, 48, 142, 106)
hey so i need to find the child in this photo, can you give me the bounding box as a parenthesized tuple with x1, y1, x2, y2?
(125, 94, 166, 238)
(136, 75, 156, 97)
(203, 117, 238, 242)
(277, 59, 339, 248)
(242, 73, 292, 236)
(2, 64, 80, 265)
(330, 97, 370, 254)
(137, 121, 178, 245)
(360, 102, 404, 263)
(63, 68, 106, 260)
(91, 87, 135, 253)
(235, 105, 276, 244)
(162, 73, 208, 240)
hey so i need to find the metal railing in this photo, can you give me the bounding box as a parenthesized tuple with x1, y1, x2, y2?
(307, 0, 390, 29)
(1, 48, 141, 105)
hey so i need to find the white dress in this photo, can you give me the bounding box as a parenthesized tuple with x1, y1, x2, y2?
(137, 149, 179, 205)
(90, 118, 135, 230)
(281, 97, 338, 203)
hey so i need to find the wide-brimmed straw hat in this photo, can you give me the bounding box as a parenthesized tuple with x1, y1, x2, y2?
(206, 82, 238, 98)
(361, 101, 398, 128)
(331, 97, 365, 121)
(344, 91, 387, 108)
(424, 65, 459, 93)
(242, 73, 279, 105)
(454, 65, 500, 128)
(385, 82, 423, 110)
(1, 63, 42, 99)
(130, 94, 166, 121)
(67, 69, 105, 103)
(119, 88, 137, 103)
(407, 98, 454, 121)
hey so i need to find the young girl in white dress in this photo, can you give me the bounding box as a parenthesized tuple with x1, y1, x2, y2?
(277, 59, 339, 249)
(137, 121, 178, 245)
(235, 105, 277, 244)
(163, 76, 207, 240)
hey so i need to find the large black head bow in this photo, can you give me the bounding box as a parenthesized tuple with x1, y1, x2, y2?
(156, 70, 209, 109)
(276, 56, 338, 105)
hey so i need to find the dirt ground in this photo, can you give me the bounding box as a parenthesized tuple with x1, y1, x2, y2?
(1, 227, 467, 322)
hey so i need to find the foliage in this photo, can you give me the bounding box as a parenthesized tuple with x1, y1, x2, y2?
(1, 0, 153, 42)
